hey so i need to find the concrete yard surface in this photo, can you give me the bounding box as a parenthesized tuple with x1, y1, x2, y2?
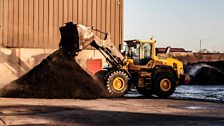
(0, 98, 224, 126)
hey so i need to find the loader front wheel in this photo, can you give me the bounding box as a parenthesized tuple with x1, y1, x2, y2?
(106, 70, 129, 97)
(153, 72, 176, 98)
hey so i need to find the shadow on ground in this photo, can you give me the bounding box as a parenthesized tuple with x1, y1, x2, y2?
(0, 105, 223, 126)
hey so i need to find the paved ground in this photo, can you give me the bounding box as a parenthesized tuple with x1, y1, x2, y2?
(0, 98, 223, 126)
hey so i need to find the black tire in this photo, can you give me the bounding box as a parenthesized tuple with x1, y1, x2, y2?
(137, 88, 153, 97)
(106, 70, 129, 97)
(153, 72, 176, 98)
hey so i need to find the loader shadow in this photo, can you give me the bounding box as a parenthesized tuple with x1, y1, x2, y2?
(0, 105, 223, 126)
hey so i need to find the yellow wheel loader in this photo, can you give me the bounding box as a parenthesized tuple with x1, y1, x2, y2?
(72, 23, 185, 98)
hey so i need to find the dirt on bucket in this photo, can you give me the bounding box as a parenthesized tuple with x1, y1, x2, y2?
(0, 22, 107, 99)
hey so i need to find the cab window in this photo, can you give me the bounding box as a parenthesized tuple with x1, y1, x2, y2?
(124, 42, 152, 65)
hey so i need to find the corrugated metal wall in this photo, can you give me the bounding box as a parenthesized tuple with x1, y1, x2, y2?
(0, 0, 123, 48)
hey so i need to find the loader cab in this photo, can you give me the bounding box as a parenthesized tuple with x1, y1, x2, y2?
(124, 39, 156, 65)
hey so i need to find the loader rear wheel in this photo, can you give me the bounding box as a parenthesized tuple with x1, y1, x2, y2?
(106, 70, 129, 97)
(153, 73, 176, 98)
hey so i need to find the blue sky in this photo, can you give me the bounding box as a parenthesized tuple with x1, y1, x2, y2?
(124, 0, 224, 52)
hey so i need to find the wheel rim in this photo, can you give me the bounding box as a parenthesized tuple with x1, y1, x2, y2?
(160, 78, 171, 91)
(112, 77, 125, 91)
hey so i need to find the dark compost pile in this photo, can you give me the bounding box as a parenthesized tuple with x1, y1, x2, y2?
(0, 22, 106, 98)
(185, 61, 224, 85)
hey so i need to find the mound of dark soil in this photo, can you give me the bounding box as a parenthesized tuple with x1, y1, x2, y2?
(186, 61, 224, 85)
(202, 61, 224, 72)
(0, 49, 106, 99)
(190, 67, 224, 85)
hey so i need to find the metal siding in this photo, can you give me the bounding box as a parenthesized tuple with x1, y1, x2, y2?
(8, 0, 13, 47)
(49, 0, 54, 48)
(101, 0, 106, 38)
(63, 0, 68, 23)
(110, 0, 115, 45)
(58, 0, 63, 28)
(0, 0, 2, 45)
(115, 0, 120, 47)
(3, 0, 8, 46)
(72, 0, 78, 24)
(28, 0, 34, 47)
(53, 0, 59, 48)
(105, 0, 111, 35)
(24, 0, 29, 47)
(33, 0, 39, 48)
(120, 0, 124, 48)
(77, 0, 83, 24)
(1, 0, 123, 48)
(82, 0, 87, 25)
(91, 0, 97, 35)
(68, 0, 73, 22)
(38, 0, 44, 48)
(96, 0, 101, 38)
(18, 0, 24, 47)
(87, 0, 92, 27)
(43, 0, 49, 48)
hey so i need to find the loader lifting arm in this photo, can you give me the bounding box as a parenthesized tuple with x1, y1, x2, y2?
(76, 24, 126, 68)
